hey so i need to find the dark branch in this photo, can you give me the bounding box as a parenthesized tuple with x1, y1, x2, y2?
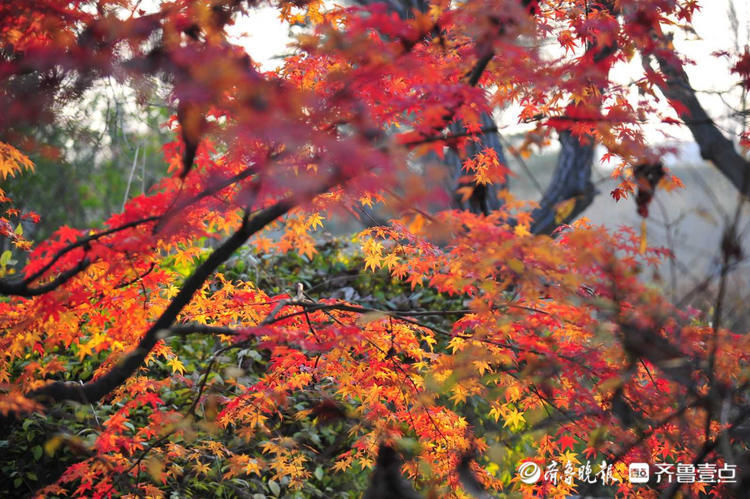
(363, 445, 421, 499)
(0, 258, 91, 297)
(530, 130, 597, 235)
(467, 49, 494, 87)
(114, 262, 156, 289)
(647, 45, 750, 196)
(27, 200, 294, 405)
(167, 323, 242, 337)
(0, 215, 159, 297)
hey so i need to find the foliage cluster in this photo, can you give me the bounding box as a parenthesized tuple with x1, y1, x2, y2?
(1, 1, 750, 498)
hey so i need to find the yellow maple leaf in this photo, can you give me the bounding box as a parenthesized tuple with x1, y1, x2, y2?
(502, 408, 525, 430)
(193, 461, 210, 476)
(332, 456, 352, 473)
(504, 384, 521, 402)
(381, 252, 399, 270)
(560, 450, 580, 465)
(245, 458, 262, 476)
(76, 340, 97, 361)
(0, 142, 34, 180)
(167, 357, 185, 375)
(449, 384, 469, 404)
(307, 213, 324, 230)
(488, 403, 503, 422)
(555, 198, 577, 224)
(514, 223, 531, 237)
(364, 253, 381, 271)
(473, 360, 492, 376)
(360, 193, 374, 208)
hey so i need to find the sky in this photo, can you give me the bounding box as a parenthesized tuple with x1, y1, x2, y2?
(228, 6, 292, 70)
(230, 0, 750, 164)
(74, 1, 749, 170)
(658, 0, 748, 152)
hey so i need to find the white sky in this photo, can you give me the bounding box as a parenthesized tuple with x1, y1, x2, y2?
(228, 7, 293, 71)
(231, 1, 750, 164)
(76, 1, 749, 167)
(654, 0, 749, 152)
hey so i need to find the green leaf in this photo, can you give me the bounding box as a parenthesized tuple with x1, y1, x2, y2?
(268, 480, 280, 496)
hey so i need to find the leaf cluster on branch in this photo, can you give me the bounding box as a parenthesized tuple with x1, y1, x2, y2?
(1, 0, 750, 498)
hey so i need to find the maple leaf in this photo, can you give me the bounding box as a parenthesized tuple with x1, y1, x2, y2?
(364, 253, 381, 272)
(1, 2, 747, 498)
(610, 187, 628, 201)
(167, 357, 185, 375)
(513, 224, 531, 237)
(406, 272, 423, 289)
(245, 458, 262, 476)
(558, 435, 577, 452)
(558, 30, 576, 53)
(488, 403, 503, 422)
(193, 461, 211, 476)
(254, 236, 273, 253)
(307, 213, 325, 230)
(502, 408, 525, 430)
(582, 446, 598, 460)
(332, 455, 353, 473)
(0, 142, 34, 180)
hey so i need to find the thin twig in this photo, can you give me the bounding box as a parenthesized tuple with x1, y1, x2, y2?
(122, 145, 140, 212)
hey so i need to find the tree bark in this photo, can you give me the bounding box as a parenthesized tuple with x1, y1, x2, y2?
(353, 0, 606, 230)
(530, 130, 597, 234)
(444, 113, 507, 215)
(647, 45, 750, 195)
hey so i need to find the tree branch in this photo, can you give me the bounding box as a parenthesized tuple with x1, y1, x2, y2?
(0, 258, 91, 297)
(167, 323, 242, 337)
(27, 200, 294, 405)
(529, 1, 618, 235)
(0, 215, 159, 297)
(530, 130, 597, 234)
(647, 45, 750, 196)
